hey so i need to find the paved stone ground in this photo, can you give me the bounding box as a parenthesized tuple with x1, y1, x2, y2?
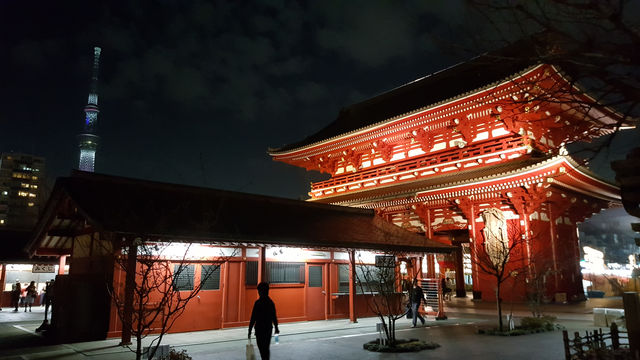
(0, 297, 625, 359)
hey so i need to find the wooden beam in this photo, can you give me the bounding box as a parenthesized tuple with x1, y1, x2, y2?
(46, 227, 93, 237)
(34, 248, 72, 256)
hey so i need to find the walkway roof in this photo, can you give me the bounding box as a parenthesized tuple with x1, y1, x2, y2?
(27, 171, 452, 256)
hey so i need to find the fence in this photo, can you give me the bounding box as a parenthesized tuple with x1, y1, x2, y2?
(563, 323, 630, 360)
(421, 278, 440, 315)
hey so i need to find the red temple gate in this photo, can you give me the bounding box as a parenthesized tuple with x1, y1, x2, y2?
(270, 44, 625, 303)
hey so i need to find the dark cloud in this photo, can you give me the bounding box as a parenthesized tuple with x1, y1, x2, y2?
(6, 0, 630, 204)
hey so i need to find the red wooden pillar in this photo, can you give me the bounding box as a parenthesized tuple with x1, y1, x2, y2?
(454, 244, 466, 298)
(58, 255, 67, 275)
(120, 241, 138, 346)
(238, 256, 246, 322)
(257, 246, 266, 284)
(0, 264, 6, 305)
(571, 222, 586, 299)
(348, 250, 357, 323)
(548, 206, 560, 291)
(426, 254, 436, 278)
(324, 264, 330, 320)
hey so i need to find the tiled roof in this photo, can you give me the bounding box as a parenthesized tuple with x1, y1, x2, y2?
(29, 171, 452, 254)
(271, 36, 546, 153)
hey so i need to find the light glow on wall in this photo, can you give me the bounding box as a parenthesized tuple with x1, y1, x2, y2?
(143, 242, 240, 260)
(583, 246, 605, 274)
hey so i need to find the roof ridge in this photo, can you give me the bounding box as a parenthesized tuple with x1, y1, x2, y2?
(67, 171, 372, 215)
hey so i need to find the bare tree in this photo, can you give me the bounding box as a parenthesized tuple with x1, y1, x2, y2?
(472, 211, 528, 331)
(353, 253, 406, 345)
(464, 0, 639, 157)
(110, 240, 235, 360)
(524, 254, 558, 318)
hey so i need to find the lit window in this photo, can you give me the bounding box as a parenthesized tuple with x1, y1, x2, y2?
(18, 191, 28, 197)
(31, 185, 38, 189)
(28, 193, 36, 198)
(21, 183, 29, 188)
(0, 219, 4, 224)
(28, 202, 34, 207)
(32, 176, 38, 180)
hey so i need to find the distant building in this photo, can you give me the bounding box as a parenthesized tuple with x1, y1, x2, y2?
(0, 153, 45, 228)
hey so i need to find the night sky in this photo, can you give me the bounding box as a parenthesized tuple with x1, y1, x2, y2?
(0, 1, 637, 200)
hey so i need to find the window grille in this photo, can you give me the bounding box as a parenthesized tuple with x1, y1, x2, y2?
(200, 265, 221, 290)
(267, 262, 304, 284)
(246, 261, 258, 285)
(355, 264, 395, 294)
(338, 264, 349, 293)
(308, 265, 322, 287)
(173, 264, 194, 291)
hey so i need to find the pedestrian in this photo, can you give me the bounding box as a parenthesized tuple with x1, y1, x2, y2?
(44, 279, 55, 316)
(20, 284, 28, 309)
(25, 281, 37, 312)
(441, 277, 452, 301)
(11, 281, 21, 312)
(410, 279, 426, 327)
(248, 282, 280, 360)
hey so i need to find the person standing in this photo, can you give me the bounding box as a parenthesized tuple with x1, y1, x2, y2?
(44, 279, 55, 316)
(410, 279, 426, 327)
(25, 281, 37, 312)
(441, 277, 452, 301)
(11, 281, 21, 312)
(248, 282, 279, 360)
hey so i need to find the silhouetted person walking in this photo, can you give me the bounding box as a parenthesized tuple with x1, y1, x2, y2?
(248, 282, 279, 360)
(410, 279, 426, 327)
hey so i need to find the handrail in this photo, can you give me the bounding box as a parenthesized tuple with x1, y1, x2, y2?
(311, 135, 526, 194)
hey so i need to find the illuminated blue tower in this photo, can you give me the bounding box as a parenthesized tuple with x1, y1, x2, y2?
(77, 46, 101, 172)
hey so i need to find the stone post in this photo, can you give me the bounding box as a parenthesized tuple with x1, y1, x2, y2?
(623, 292, 640, 360)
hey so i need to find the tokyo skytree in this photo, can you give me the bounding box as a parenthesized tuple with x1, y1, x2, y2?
(77, 47, 102, 172)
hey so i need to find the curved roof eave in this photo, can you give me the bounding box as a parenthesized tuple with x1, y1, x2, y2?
(269, 64, 544, 156)
(313, 155, 619, 206)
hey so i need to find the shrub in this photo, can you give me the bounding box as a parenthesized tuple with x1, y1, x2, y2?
(168, 349, 192, 360)
(477, 315, 562, 336)
(363, 339, 440, 352)
(520, 316, 556, 331)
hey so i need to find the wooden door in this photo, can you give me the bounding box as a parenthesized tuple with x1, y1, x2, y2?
(306, 264, 325, 320)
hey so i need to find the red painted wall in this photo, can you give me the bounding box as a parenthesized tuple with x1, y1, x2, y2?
(105, 256, 386, 338)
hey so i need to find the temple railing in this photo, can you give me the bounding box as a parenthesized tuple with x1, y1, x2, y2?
(310, 135, 527, 198)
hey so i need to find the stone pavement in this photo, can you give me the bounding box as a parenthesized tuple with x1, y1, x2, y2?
(0, 297, 625, 360)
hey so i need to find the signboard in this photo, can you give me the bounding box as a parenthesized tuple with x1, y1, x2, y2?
(32, 264, 55, 273)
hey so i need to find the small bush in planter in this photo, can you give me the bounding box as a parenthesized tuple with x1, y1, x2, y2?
(168, 349, 192, 360)
(363, 338, 440, 352)
(520, 316, 557, 331)
(478, 315, 562, 336)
